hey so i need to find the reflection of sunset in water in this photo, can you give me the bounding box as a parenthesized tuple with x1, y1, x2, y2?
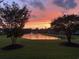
(22, 33, 60, 40)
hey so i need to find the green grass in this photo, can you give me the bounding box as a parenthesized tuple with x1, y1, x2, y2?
(0, 35, 79, 59)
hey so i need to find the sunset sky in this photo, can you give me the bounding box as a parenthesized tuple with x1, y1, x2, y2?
(2, 0, 79, 29)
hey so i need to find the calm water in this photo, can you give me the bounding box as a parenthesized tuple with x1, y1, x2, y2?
(22, 33, 60, 40)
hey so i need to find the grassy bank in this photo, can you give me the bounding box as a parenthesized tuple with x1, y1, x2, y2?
(0, 35, 79, 59)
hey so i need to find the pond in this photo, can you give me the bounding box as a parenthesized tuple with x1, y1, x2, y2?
(22, 33, 60, 40)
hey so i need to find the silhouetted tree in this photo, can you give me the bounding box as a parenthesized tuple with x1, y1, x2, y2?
(0, 2, 30, 45)
(51, 14, 79, 43)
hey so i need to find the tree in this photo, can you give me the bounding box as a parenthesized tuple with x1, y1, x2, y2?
(0, 2, 30, 45)
(51, 14, 79, 43)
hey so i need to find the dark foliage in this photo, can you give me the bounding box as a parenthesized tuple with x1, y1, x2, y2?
(51, 14, 79, 43)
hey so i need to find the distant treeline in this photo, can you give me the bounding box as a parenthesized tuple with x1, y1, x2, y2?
(0, 28, 79, 35)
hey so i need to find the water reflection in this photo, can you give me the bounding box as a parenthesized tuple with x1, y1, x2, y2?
(22, 33, 60, 40)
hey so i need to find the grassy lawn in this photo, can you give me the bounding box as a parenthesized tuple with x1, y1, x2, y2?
(0, 35, 79, 59)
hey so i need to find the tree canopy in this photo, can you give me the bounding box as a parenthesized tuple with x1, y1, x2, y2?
(51, 15, 79, 32)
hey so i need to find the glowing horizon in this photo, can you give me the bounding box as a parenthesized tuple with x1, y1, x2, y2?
(24, 21, 51, 29)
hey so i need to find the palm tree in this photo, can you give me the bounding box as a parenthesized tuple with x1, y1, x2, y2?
(51, 14, 79, 43)
(0, 2, 30, 45)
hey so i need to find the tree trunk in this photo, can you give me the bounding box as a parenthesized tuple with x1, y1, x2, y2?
(65, 30, 72, 43)
(11, 36, 16, 45)
(66, 34, 71, 43)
